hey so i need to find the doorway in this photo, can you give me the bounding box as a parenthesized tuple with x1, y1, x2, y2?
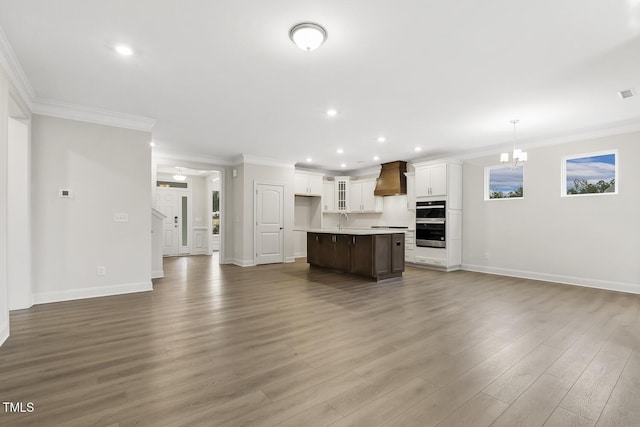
(156, 186, 190, 256)
(154, 164, 225, 261)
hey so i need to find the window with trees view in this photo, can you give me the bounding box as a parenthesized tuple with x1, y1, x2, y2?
(562, 151, 617, 197)
(485, 165, 524, 200)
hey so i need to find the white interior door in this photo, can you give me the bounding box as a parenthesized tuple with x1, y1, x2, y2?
(255, 184, 284, 265)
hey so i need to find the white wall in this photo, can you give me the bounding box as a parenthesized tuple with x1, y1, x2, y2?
(323, 194, 415, 229)
(462, 131, 640, 294)
(7, 116, 31, 310)
(31, 115, 153, 303)
(232, 164, 244, 263)
(0, 69, 9, 346)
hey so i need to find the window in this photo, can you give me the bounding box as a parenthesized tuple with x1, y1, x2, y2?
(562, 150, 617, 197)
(485, 165, 524, 200)
(212, 191, 220, 235)
(156, 180, 188, 189)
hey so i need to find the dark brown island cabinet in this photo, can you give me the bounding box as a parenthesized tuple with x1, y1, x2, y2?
(307, 231, 405, 281)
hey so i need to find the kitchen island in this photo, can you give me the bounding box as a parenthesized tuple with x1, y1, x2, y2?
(306, 229, 405, 281)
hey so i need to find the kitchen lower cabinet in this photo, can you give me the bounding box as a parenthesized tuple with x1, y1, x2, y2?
(307, 231, 405, 281)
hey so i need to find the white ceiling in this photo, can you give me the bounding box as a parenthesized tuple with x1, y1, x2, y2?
(1, 1, 639, 171)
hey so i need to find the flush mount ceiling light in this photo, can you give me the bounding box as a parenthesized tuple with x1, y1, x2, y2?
(336, 148, 344, 154)
(173, 168, 186, 181)
(306, 157, 313, 163)
(377, 136, 386, 143)
(414, 147, 422, 152)
(340, 163, 347, 168)
(326, 109, 337, 117)
(500, 119, 528, 168)
(115, 44, 133, 56)
(289, 22, 327, 52)
(373, 156, 380, 161)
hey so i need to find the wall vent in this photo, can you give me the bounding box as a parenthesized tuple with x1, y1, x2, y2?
(617, 89, 635, 99)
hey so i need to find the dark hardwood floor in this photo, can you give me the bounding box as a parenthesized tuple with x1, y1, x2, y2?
(0, 255, 639, 426)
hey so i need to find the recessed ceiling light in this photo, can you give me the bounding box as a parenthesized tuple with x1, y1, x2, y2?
(340, 163, 346, 168)
(326, 109, 337, 117)
(618, 88, 635, 99)
(306, 157, 313, 163)
(415, 147, 422, 152)
(115, 44, 133, 56)
(373, 156, 380, 161)
(336, 148, 344, 154)
(377, 136, 386, 143)
(289, 22, 327, 52)
(149, 141, 156, 147)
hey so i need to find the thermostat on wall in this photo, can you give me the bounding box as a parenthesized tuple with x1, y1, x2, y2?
(58, 189, 73, 198)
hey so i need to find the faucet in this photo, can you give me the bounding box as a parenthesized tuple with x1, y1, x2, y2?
(338, 211, 349, 230)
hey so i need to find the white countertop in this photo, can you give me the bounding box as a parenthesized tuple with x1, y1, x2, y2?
(304, 228, 408, 235)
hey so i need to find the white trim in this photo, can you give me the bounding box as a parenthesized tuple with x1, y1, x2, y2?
(153, 151, 234, 167)
(286, 256, 296, 263)
(151, 270, 165, 279)
(0, 321, 9, 347)
(412, 158, 463, 168)
(0, 26, 35, 109)
(152, 208, 167, 219)
(240, 154, 295, 169)
(454, 118, 640, 161)
(232, 258, 256, 267)
(293, 169, 326, 177)
(462, 264, 640, 295)
(32, 98, 155, 132)
(33, 281, 153, 305)
(192, 226, 208, 230)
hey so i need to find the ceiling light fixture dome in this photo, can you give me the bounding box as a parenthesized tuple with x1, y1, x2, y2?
(289, 22, 327, 52)
(115, 44, 133, 56)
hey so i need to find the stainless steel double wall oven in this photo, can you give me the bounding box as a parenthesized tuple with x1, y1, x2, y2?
(416, 200, 446, 248)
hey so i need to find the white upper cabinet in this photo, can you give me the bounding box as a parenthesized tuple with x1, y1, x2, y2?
(294, 171, 323, 196)
(334, 176, 350, 212)
(412, 160, 462, 208)
(322, 181, 335, 212)
(414, 162, 447, 197)
(349, 179, 383, 213)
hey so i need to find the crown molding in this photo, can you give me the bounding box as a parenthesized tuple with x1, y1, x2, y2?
(236, 154, 295, 169)
(455, 117, 640, 161)
(0, 25, 35, 109)
(32, 98, 155, 132)
(153, 150, 234, 167)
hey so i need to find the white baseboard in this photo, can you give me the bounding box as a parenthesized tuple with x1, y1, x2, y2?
(462, 264, 640, 295)
(0, 321, 9, 348)
(33, 281, 153, 305)
(286, 256, 296, 263)
(231, 258, 256, 267)
(151, 270, 164, 279)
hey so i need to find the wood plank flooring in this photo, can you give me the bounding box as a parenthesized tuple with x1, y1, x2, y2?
(0, 255, 639, 426)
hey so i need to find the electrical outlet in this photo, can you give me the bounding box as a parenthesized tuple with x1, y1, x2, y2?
(484, 252, 490, 260)
(97, 266, 106, 276)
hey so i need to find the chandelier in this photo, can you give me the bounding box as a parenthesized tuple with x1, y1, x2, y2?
(500, 120, 527, 167)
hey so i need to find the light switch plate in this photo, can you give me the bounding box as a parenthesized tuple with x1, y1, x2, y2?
(114, 213, 129, 222)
